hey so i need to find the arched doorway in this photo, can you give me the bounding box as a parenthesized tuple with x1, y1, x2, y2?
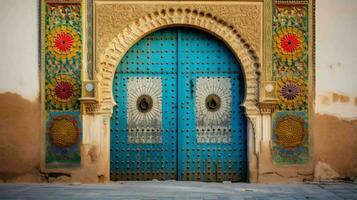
(110, 27, 247, 182)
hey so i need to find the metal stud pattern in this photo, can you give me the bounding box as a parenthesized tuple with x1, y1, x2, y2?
(111, 29, 177, 181)
(111, 28, 247, 182)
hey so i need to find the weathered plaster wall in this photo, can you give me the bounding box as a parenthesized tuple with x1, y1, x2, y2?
(0, 0, 41, 182)
(314, 0, 357, 180)
(316, 0, 357, 119)
(0, 93, 41, 182)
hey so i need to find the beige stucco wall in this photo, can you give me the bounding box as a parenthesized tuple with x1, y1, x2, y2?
(0, 0, 39, 101)
(314, 0, 357, 179)
(316, 0, 357, 119)
(0, 0, 355, 182)
(0, 0, 41, 182)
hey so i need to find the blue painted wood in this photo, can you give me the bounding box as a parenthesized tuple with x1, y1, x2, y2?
(110, 28, 247, 182)
(177, 29, 247, 182)
(110, 29, 178, 180)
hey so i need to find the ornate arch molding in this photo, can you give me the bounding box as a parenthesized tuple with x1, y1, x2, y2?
(88, 8, 262, 117)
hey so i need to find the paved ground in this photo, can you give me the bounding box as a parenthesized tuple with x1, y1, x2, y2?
(0, 181, 356, 200)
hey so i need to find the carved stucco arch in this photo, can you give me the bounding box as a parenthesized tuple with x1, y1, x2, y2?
(96, 8, 261, 117)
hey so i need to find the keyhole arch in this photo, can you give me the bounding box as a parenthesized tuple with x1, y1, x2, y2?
(97, 8, 261, 117)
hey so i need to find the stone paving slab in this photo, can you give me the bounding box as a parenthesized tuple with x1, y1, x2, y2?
(0, 181, 355, 200)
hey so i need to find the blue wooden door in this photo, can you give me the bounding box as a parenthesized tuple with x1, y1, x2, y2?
(110, 28, 247, 182)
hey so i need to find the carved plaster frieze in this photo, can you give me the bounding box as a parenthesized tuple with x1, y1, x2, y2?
(82, 103, 100, 115)
(95, 1, 263, 65)
(94, 3, 263, 118)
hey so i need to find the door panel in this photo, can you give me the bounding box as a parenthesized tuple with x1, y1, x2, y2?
(110, 28, 247, 182)
(110, 29, 178, 180)
(177, 29, 247, 182)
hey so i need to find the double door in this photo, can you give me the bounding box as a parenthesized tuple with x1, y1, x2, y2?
(110, 28, 247, 182)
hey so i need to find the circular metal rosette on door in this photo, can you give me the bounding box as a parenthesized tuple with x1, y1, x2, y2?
(127, 77, 162, 128)
(136, 94, 154, 113)
(196, 77, 231, 127)
(205, 94, 221, 112)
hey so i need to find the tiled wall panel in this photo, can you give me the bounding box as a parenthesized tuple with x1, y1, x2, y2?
(272, 0, 310, 164)
(42, 1, 82, 167)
